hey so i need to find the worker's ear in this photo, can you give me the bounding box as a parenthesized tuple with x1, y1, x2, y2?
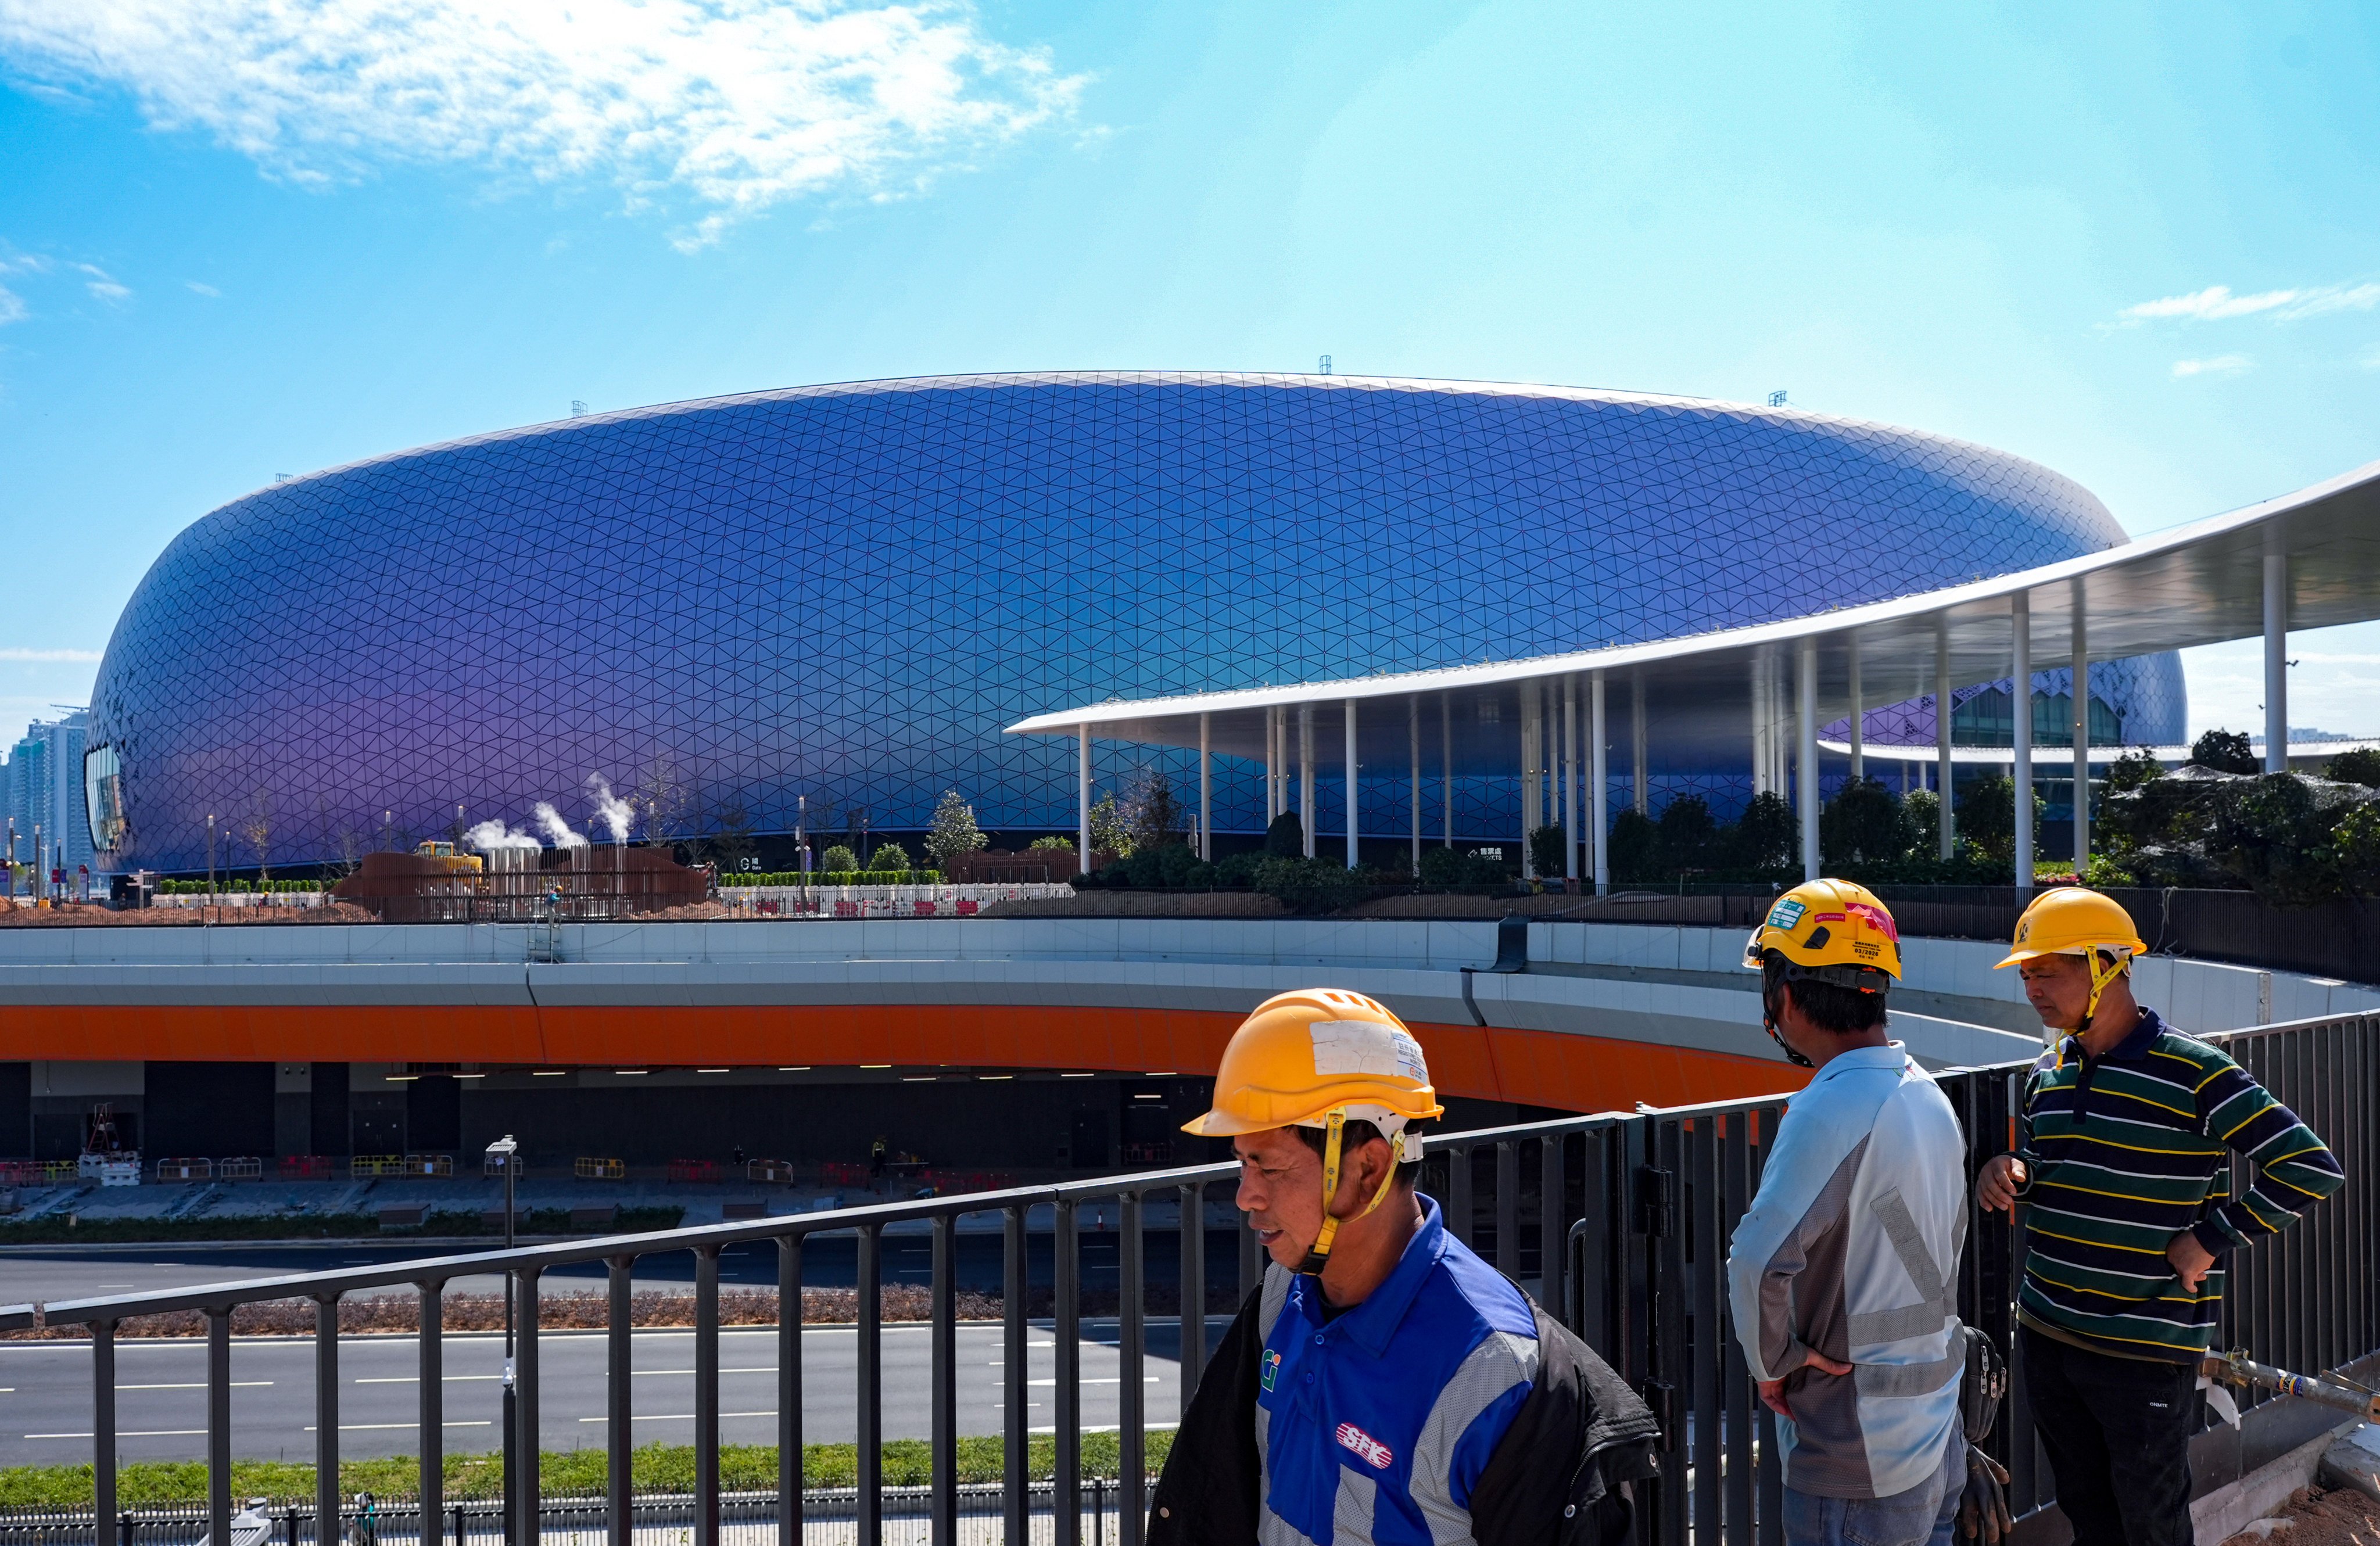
(1339, 1133, 1396, 1207)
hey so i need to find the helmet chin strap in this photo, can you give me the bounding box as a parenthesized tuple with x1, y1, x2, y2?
(1295, 1109, 1404, 1276)
(2077, 949, 2129, 1035)
(1761, 980, 1816, 1070)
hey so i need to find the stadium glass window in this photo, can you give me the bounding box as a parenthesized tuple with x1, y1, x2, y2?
(84, 744, 124, 852)
(1952, 689, 2122, 748)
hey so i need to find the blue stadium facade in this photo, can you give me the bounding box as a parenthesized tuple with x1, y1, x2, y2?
(85, 373, 2184, 874)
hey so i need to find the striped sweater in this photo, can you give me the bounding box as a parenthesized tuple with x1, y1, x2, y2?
(2014, 1007, 2343, 1363)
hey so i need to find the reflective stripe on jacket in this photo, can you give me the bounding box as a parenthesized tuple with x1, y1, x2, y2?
(1725, 1042, 1967, 1499)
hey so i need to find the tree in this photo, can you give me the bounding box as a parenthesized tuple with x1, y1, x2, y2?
(1263, 810, 1304, 858)
(1901, 789, 1940, 855)
(1528, 824, 1567, 879)
(925, 790, 987, 869)
(2191, 729, 2259, 775)
(1820, 778, 1908, 869)
(1955, 775, 2046, 864)
(707, 801, 757, 876)
(1605, 809, 1658, 883)
(2105, 747, 2167, 794)
(1657, 796, 1718, 874)
(632, 755, 697, 850)
(242, 787, 274, 883)
(819, 844, 859, 874)
(869, 841, 912, 873)
(1087, 791, 1132, 858)
(1123, 770, 1187, 853)
(1733, 792, 1795, 873)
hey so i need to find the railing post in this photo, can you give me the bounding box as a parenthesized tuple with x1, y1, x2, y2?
(515, 1267, 540, 1546)
(1055, 1196, 1082, 1546)
(930, 1214, 958, 1546)
(694, 1245, 719, 1546)
(92, 1319, 115, 1546)
(1178, 1180, 1207, 1405)
(607, 1257, 633, 1546)
(1537, 1136, 1565, 1324)
(315, 1296, 339, 1546)
(420, 1280, 444, 1546)
(1002, 1206, 1028, 1546)
(206, 1308, 231, 1546)
(1447, 1143, 1473, 1247)
(857, 1224, 883, 1546)
(1119, 1189, 1146, 1546)
(776, 1235, 805, 1546)
(1495, 1139, 1519, 1275)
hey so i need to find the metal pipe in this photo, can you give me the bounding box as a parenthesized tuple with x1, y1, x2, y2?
(92, 1321, 114, 1546)
(857, 1225, 883, 1546)
(206, 1310, 231, 1546)
(777, 1236, 805, 1546)
(607, 1259, 632, 1546)
(1055, 1199, 1082, 1546)
(1118, 1190, 1147, 1546)
(1001, 1210, 1027, 1546)
(515, 1268, 539, 1546)
(2012, 592, 2034, 892)
(315, 1296, 339, 1546)
(1179, 1180, 1207, 1408)
(930, 1215, 958, 1546)
(1796, 641, 1818, 879)
(420, 1280, 444, 1546)
(693, 1246, 719, 1546)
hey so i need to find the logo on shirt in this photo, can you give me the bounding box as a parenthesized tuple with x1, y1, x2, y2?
(1260, 1349, 1281, 1392)
(1335, 1422, 1394, 1469)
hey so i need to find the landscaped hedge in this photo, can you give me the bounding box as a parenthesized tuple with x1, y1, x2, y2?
(721, 871, 941, 887)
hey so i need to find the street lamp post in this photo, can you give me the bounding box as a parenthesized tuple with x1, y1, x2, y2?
(486, 1135, 519, 1543)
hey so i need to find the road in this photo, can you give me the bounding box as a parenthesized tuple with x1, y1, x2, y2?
(0, 1318, 1198, 1465)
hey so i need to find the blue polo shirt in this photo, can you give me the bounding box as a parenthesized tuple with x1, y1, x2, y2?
(1253, 1195, 1540, 1546)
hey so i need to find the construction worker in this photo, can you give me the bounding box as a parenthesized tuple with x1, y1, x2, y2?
(1976, 887, 2342, 1546)
(1725, 880, 1976, 1546)
(1148, 989, 1658, 1546)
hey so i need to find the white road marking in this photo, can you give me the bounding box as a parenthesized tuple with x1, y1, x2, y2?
(119, 1380, 273, 1390)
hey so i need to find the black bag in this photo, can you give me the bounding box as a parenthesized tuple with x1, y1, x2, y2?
(1960, 1323, 2008, 1444)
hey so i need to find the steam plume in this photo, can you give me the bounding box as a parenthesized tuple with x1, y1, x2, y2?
(533, 802, 589, 847)
(586, 774, 635, 843)
(465, 819, 540, 851)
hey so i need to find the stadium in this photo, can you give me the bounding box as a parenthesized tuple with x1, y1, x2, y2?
(82, 372, 2183, 876)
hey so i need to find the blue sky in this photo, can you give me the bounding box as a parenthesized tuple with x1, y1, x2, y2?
(3, 0, 2377, 740)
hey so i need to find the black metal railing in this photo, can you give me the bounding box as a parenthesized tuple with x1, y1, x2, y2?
(8, 1010, 2373, 1545)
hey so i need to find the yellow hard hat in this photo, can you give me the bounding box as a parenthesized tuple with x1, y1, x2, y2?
(1185, 989, 1443, 1275)
(1741, 878, 1903, 984)
(1997, 887, 2149, 1030)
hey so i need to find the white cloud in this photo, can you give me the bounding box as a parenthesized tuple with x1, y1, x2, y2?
(77, 263, 128, 301)
(0, 0, 1085, 246)
(2119, 281, 2380, 325)
(185, 280, 220, 296)
(0, 285, 21, 324)
(0, 647, 103, 661)
(2171, 354, 2251, 378)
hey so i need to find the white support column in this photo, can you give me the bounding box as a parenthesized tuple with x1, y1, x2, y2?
(1631, 671, 1648, 815)
(1408, 697, 1421, 873)
(1440, 694, 1453, 849)
(1077, 724, 1091, 874)
(1847, 641, 1863, 783)
(1520, 690, 1539, 878)
(2265, 541, 2288, 772)
(1263, 707, 1277, 822)
(1935, 627, 1955, 860)
(2071, 580, 2088, 873)
(1797, 639, 1819, 881)
(1299, 705, 1316, 858)
(1343, 698, 1359, 870)
(1198, 712, 1212, 861)
(1562, 676, 1579, 882)
(1590, 672, 1610, 895)
(1750, 657, 1769, 797)
(2012, 592, 2034, 893)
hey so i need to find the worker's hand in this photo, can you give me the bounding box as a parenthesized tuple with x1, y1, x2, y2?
(1975, 1155, 2027, 1215)
(2167, 1231, 2217, 1292)
(1959, 1448, 2014, 1542)
(1757, 1351, 1852, 1422)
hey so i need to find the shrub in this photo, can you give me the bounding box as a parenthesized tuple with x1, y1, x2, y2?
(2325, 747, 2380, 790)
(2191, 728, 2260, 774)
(1417, 846, 1468, 889)
(1263, 811, 1304, 858)
(867, 842, 911, 873)
(1461, 849, 1513, 885)
(1026, 835, 1076, 852)
(818, 844, 859, 873)
(1214, 851, 1264, 886)
(1733, 792, 1796, 873)
(1820, 778, 1909, 869)
(1254, 856, 1370, 914)
(1901, 789, 1941, 853)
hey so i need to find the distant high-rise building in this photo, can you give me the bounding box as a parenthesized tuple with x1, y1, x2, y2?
(5, 709, 94, 882)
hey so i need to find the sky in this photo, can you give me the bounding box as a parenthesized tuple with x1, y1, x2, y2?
(2, 0, 2377, 743)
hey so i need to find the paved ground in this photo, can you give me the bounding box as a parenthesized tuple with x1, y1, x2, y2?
(0, 1318, 1198, 1465)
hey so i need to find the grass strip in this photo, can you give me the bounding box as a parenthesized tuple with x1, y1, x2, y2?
(0, 1433, 1178, 1510)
